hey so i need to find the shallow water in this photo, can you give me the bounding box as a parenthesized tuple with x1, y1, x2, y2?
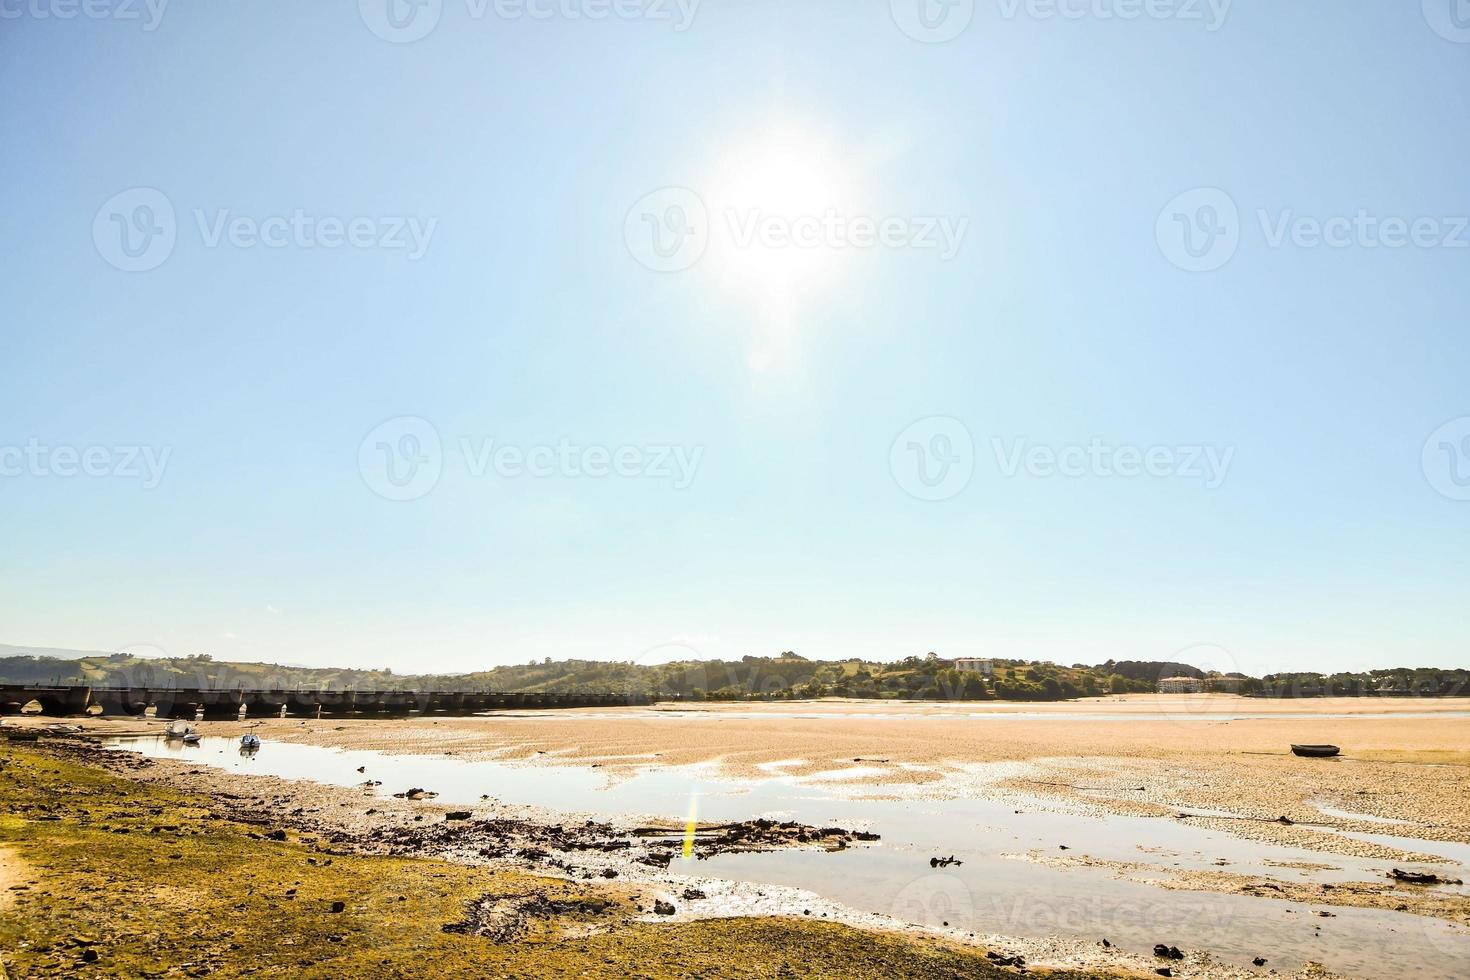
(106, 735, 1470, 979)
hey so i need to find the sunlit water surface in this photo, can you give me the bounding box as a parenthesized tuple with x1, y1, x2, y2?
(105, 735, 1470, 980)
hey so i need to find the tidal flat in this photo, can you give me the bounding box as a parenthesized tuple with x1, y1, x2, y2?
(3, 696, 1468, 979)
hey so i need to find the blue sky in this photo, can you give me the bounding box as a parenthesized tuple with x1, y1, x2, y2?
(2, 1, 1467, 676)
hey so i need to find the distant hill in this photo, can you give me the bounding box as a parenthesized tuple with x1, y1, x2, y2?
(0, 642, 117, 661)
(0, 648, 1152, 702)
(1094, 660, 1209, 682)
(4, 646, 1464, 700)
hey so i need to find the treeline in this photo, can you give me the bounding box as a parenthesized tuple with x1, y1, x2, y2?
(0, 651, 1155, 702)
(4, 650, 1465, 701)
(1253, 669, 1470, 698)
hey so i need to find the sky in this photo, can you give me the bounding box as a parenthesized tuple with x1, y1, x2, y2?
(2, 1, 1467, 677)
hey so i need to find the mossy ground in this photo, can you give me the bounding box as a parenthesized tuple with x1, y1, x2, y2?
(0, 739, 1118, 979)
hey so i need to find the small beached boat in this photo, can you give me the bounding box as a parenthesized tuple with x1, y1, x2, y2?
(182, 732, 202, 744)
(1290, 744, 1340, 758)
(164, 721, 194, 739)
(240, 733, 261, 750)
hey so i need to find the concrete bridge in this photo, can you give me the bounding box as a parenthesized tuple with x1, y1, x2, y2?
(0, 684, 645, 719)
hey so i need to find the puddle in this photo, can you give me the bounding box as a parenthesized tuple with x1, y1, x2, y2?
(1312, 802, 1415, 826)
(105, 735, 1470, 979)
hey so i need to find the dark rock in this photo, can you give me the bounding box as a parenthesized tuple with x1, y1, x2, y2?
(445, 811, 472, 821)
(329, 901, 346, 913)
(653, 900, 675, 915)
(1390, 868, 1462, 885)
(1153, 944, 1183, 960)
(1253, 957, 1267, 966)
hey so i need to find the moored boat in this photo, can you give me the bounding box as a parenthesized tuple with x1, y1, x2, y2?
(240, 733, 261, 750)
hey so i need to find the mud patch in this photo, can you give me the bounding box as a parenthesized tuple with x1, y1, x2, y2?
(441, 891, 617, 942)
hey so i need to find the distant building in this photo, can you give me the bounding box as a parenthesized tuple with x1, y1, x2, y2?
(1158, 676, 1204, 694)
(954, 658, 993, 676)
(1204, 675, 1245, 694)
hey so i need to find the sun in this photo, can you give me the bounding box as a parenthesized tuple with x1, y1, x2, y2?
(699, 123, 865, 300)
(696, 122, 869, 369)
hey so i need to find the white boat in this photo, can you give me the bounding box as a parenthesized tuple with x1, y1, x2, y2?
(240, 733, 261, 749)
(164, 721, 194, 739)
(182, 732, 202, 744)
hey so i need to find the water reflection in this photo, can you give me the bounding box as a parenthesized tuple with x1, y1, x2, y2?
(105, 735, 1470, 980)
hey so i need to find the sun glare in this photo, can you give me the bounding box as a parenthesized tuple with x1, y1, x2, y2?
(700, 125, 865, 300)
(696, 123, 869, 370)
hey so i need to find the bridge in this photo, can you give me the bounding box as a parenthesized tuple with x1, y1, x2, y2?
(0, 684, 646, 719)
